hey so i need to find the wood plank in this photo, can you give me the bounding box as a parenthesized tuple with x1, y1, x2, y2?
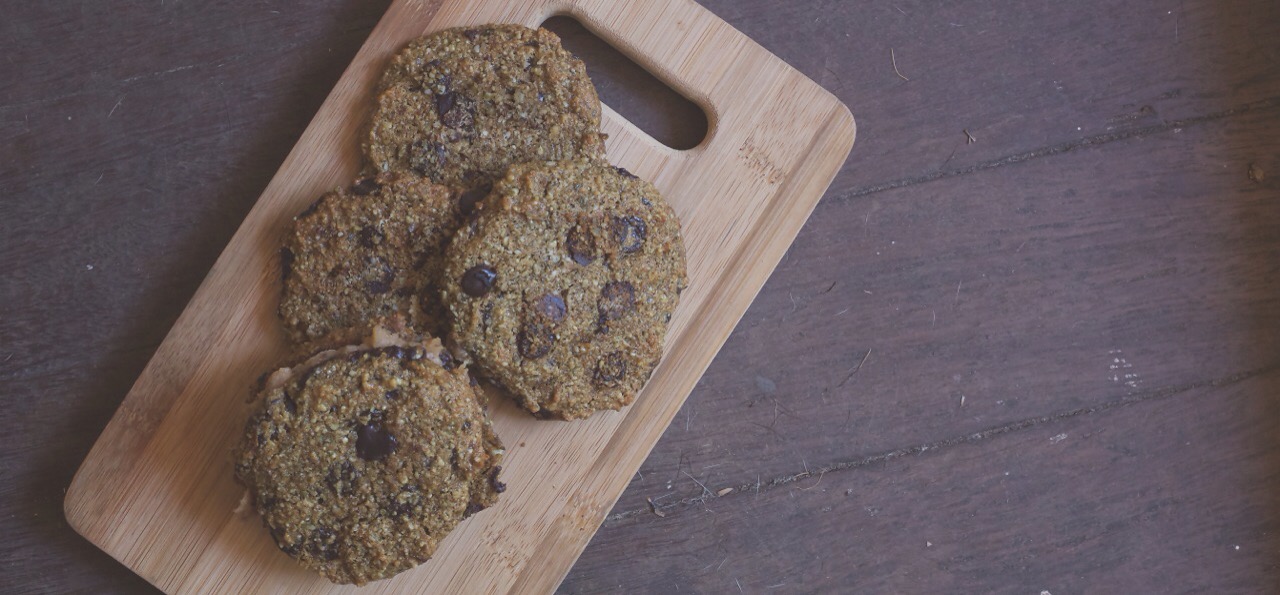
(566, 369, 1280, 592)
(711, 0, 1280, 198)
(5, 0, 1280, 592)
(602, 100, 1280, 522)
(58, 0, 854, 592)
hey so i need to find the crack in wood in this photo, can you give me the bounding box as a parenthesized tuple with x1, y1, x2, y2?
(834, 95, 1280, 203)
(606, 361, 1280, 524)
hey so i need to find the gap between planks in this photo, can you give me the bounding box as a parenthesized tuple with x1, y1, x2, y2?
(604, 360, 1280, 524)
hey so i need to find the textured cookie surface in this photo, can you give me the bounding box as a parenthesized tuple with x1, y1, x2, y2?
(234, 333, 504, 585)
(443, 159, 687, 420)
(365, 25, 605, 192)
(279, 171, 461, 346)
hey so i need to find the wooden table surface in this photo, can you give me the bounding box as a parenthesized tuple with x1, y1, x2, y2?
(4, 1, 1278, 592)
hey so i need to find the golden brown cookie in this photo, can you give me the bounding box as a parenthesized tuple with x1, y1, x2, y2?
(278, 171, 461, 346)
(442, 159, 687, 420)
(365, 25, 606, 193)
(234, 326, 504, 585)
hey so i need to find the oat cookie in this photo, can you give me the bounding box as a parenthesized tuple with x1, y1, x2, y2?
(365, 25, 606, 193)
(234, 325, 504, 585)
(442, 159, 687, 420)
(279, 171, 461, 345)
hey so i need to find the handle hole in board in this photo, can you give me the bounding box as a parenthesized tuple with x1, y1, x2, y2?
(542, 15, 709, 151)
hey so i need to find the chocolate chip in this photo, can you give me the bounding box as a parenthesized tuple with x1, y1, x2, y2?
(462, 28, 480, 40)
(357, 225, 384, 249)
(426, 58, 441, 68)
(363, 261, 396, 295)
(350, 177, 380, 195)
(356, 421, 397, 461)
(367, 345, 405, 360)
(410, 141, 447, 177)
(614, 166, 638, 179)
(566, 225, 596, 265)
(325, 461, 361, 496)
(517, 321, 554, 359)
(457, 182, 491, 215)
(532, 409, 558, 420)
(463, 502, 485, 518)
(306, 527, 339, 561)
(384, 389, 400, 401)
(612, 216, 647, 254)
(438, 350, 456, 370)
(490, 466, 506, 493)
(282, 393, 297, 414)
(461, 264, 497, 297)
(598, 281, 635, 321)
(593, 352, 628, 387)
(279, 247, 294, 281)
(434, 91, 456, 119)
(533, 293, 566, 322)
(440, 95, 474, 129)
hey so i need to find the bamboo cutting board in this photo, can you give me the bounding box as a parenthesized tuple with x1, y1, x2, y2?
(64, 0, 855, 592)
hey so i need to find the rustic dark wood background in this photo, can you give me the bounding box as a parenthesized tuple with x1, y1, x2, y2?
(4, 1, 1279, 593)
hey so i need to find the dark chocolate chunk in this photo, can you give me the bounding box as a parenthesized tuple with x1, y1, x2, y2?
(326, 461, 361, 496)
(306, 527, 340, 561)
(489, 466, 506, 493)
(350, 177, 381, 195)
(461, 264, 497, 297)
(410, 141, 447, 177)
(612, 215, 647, 254)
(463, 502, 486, 518)
(434, 91, 456, 119)
(593, 352, 628, 387)
(356, 421, 398, 461)
(438, 93, 474, 129)
(517, 321, 554, 359)
(566, 225, 596, 265)
(598, 281, 635, 321)
(357, 225, 385, 249)
(457, 182, 491, 215)
(363, 260, 396, 295)
(533, 293, 566, 322)
(613, 166, 638, 179)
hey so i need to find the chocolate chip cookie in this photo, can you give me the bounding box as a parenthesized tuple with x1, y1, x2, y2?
(279, 171, 461, 346)
(365, 25, 606, 193)
(442, 159, 687, 420)
(234, 325, 504, 585)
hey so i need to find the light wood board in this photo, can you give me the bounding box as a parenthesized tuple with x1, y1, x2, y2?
(63, 0, 855, 592)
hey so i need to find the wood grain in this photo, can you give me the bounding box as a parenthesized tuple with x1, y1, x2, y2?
(59, 0, 854, 592)
(8, 0, 1280, 592)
